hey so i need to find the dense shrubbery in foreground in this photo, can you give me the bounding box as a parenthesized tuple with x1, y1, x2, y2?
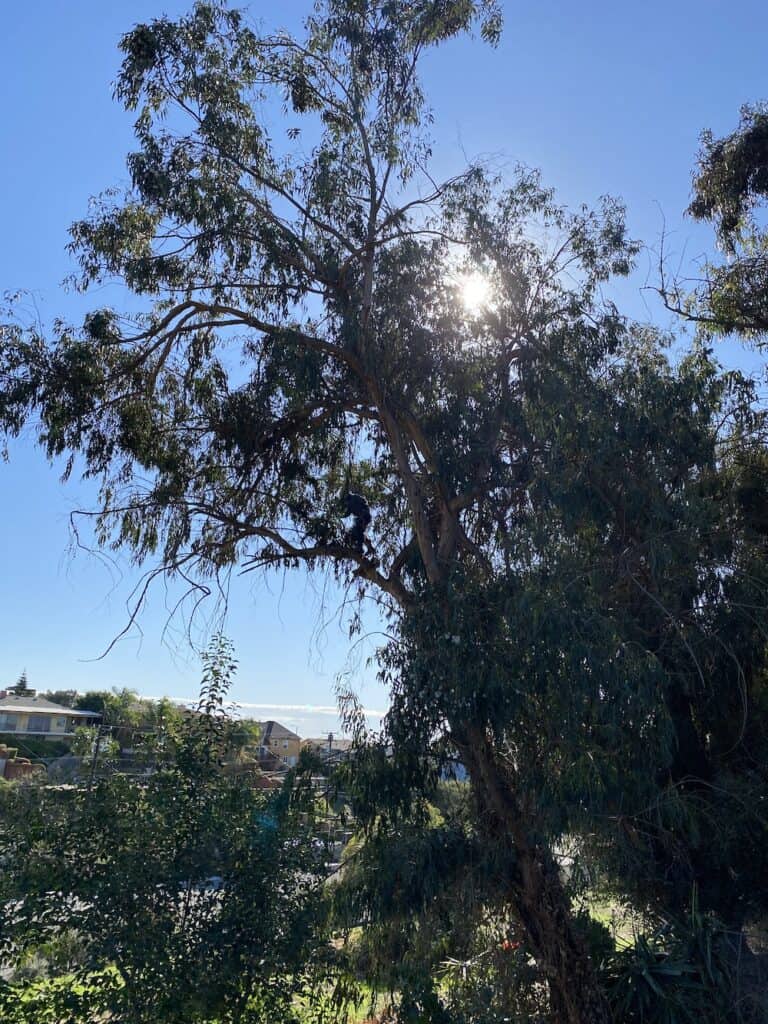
(0, 640, 352, 1024)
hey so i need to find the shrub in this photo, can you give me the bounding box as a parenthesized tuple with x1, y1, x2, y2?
(0, 735, 71, 760)
(604, 903, 759, 1023)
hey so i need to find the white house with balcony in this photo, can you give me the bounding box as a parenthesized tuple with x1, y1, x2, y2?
(0, 693, 100, 739)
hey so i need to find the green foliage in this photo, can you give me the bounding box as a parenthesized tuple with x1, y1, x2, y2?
(73, 686, 139, 721)
(68, 724, 119, 759)
(374, 341, 768, 923)
(10, 930, 87, 984)
(669, 102, 768, 340)
(224, 716, 262, 758)
(0, 637, 352, 1024)
(435, 936, 547, 1024)
(690, 104, 768, 245)
(603, 905, 755, 1024)
(2, 1, 768, 1018)
(39, 689, 78, 708)
(331, 777, 555, 1023)
(73, 687, 191, 756)
(9, 670, 30, 695)
(0, 733, 71, 759)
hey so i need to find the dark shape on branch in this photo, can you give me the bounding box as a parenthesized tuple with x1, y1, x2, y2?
(344, 491, 373, 555)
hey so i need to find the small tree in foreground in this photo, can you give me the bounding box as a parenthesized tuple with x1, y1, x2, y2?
(2, 3, 768, 1020)
(0, 637, 349, 1024)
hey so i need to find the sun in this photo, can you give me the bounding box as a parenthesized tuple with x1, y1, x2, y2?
(459, 271, 490, 312)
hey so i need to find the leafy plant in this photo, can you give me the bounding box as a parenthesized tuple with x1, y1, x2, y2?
(604, 902, 755, 1024)
(0, 637, 353, 1023)
(3, 2, 768, 1020)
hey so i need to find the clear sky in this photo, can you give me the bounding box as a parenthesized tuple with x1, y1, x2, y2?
(2, 1, 767, 735)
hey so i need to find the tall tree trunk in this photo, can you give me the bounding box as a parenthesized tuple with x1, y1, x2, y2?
(457, 726, 612, 1024)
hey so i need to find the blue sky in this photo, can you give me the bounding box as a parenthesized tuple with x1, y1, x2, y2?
(2, 1, 767, 735)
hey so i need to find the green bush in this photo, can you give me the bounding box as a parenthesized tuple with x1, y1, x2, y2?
(603, 904, 757, 1023)
(0, 735, 71, 760)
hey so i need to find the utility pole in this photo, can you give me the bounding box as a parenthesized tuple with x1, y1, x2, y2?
(87, 725, 105, 792)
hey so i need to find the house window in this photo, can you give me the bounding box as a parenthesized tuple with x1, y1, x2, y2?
(282, 740, 288, 749)
(28, 716, 51, 733)
(0, 713, 18, 732)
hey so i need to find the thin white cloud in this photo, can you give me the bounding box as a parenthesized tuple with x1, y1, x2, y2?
(233, 701, 387, 717)
(138, 697, 387, 738)
(156, 698, 387, 718)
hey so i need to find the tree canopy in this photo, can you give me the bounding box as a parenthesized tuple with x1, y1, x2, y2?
(2, 3, 768, 1021)
(662, 102, 768, 341)
(9, 671, 30, 695)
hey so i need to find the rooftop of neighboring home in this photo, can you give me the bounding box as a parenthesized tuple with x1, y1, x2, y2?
(259, 720, 301, 743)
(303, 736, 353, 753)
(0, 692, 100, 718)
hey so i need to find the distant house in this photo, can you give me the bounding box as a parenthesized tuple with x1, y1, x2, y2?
(302, 735, 353, 763)
(258, 720, 301, 768)
(0, 692, 100, 740)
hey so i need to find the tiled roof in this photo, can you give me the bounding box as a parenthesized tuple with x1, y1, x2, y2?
(261, 720, 301, 742)
(0, 695, 100, 717)
(304, 737, 353, 752)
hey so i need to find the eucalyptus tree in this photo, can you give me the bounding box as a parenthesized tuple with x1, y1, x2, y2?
(662, 102, 768, 341)
(2, 3, 768, 1021)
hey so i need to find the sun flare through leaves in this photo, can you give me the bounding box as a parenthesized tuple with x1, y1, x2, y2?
(459, 271, 491, 312)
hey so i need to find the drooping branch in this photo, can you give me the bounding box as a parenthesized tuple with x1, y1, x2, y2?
(238, 524, 413, 608)
(112, 299, 367, 380)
